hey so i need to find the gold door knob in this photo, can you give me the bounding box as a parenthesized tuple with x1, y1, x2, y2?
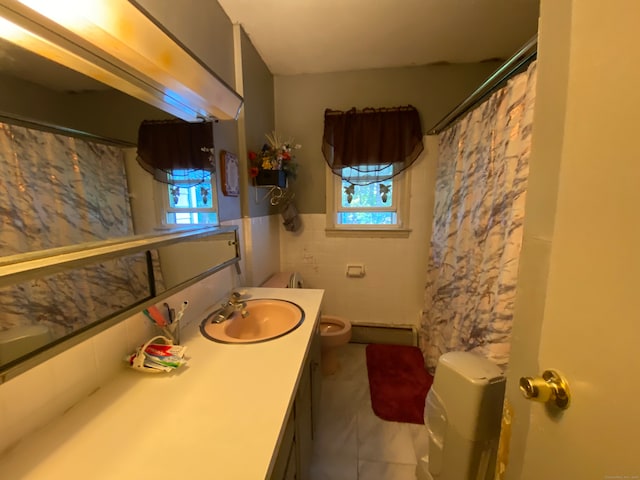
(519, 370, 571, 409)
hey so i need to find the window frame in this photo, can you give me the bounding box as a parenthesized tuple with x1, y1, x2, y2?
(156, 170, 219, 227)
(325, 165, 411, 238)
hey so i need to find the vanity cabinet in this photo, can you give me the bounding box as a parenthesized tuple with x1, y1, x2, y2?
(270, 328, 321, 480)
(271, 413, 296, 479)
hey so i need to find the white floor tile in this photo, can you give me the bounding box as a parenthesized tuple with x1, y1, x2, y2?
(314, 414, 358, 458)
(318, 379, 367, 423)
(409, 423, 429, 461)
(357, 408, 418, 465)
(358, 460, 418, 480)
(323, 343, 368, 384)
(310, 454, 359, 480)
(313, 344, 423, 479)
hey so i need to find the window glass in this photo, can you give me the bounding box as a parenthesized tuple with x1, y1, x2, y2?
(336, 166, 397, 226)
(337, 211, 397, 225)
(164, 169, 218, 225)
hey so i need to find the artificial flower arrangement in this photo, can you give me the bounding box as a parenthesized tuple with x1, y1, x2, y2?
(248, 132, 301, 186)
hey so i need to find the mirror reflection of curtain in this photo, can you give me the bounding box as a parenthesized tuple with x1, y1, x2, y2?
(419, 61, 538, 373)
(0, 122, 156, 340)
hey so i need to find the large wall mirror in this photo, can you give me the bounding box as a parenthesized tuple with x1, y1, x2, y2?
(0, 4, 243, 381)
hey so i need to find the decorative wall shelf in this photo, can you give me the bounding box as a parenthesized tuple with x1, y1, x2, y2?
(254, 185, 292, 206)
(255, 170, 287, 188)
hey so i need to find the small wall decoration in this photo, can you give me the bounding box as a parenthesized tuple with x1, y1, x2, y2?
(220, 150, 240, 197)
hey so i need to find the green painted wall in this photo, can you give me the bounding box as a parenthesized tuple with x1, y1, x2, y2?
(0, 73, 170, 144)
(240, 29, 277, 219)
(274, 62, 502, 214)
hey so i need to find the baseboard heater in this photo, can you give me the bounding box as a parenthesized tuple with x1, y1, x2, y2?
(349, 323, 417, 347)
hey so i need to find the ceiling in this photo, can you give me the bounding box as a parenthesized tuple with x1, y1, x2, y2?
(217, 0, 540, 76)
(0, 1, 540, 94)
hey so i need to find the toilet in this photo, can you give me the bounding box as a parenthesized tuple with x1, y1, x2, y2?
(318, 315, 351, 375)
(261, 272, 352, 375)
(261, 271, 304, 289)
(0, 324, 52, 365)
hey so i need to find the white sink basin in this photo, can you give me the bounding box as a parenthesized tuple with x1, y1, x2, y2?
(200, 299, 304, 343)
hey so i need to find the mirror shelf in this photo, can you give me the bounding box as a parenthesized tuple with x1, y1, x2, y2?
(0, 226, 237, 287)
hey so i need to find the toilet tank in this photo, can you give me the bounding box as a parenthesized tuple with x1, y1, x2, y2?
(425, 351, 505, 480)
(261, 272, 303, 288)
(0, 325, 52, 365)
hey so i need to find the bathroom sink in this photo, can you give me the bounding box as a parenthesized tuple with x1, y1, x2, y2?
(200, 299, 305, 344)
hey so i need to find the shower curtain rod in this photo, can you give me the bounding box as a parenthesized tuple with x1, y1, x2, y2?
(0, 111, 136, 147)
(427, 34, 538, 135)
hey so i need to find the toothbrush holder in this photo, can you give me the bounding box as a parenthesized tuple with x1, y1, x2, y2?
(162, 322, 180, 345)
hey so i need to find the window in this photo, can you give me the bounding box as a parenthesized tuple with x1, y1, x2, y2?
(321, 107, 421, 237)
(326, 165, 410, 236)
(162, 169, 218, 226)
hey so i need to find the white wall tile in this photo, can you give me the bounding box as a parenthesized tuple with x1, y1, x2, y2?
(93, 321, 130, 385)
(49, 340, 100, 415)
(124, 312, 157, 354)
(0, 360, 56, 454)
(243, 215, 280, 286)
(279, 143, 435, 328)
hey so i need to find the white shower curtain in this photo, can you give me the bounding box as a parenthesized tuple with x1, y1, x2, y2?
(419, 61, 537, 373)
(0, 122, 154, 340)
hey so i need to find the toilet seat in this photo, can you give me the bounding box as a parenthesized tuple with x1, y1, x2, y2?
(319, 315, 351, 349)
(320, 317, 349, 333)
(320, 321, 345, 334)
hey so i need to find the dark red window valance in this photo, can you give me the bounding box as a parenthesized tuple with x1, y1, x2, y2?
(136, 119, 215, 184)
(322, 105, 423, 185)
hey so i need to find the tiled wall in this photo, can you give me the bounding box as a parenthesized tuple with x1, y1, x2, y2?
(279, 137, 438, 327)
(241, 214, 282, 287)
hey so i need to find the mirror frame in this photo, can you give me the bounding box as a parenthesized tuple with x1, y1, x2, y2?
(0, 0, 243, 121)
(0, 225, 240, 383)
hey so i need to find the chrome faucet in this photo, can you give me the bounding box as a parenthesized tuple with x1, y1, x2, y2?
(208, 291, 249, 324)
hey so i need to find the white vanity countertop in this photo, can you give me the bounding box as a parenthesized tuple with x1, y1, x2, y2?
(0, 287, 324, 480)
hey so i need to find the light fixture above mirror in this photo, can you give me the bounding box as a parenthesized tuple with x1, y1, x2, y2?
(0, 0, 243, 121)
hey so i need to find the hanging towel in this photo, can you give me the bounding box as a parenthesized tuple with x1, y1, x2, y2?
(281, 199, 301, 232)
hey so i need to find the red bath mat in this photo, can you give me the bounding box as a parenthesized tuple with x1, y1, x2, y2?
(365, 344, 434, 424)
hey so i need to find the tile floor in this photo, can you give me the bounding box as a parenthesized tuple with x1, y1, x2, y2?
(310, 343, 429, 480)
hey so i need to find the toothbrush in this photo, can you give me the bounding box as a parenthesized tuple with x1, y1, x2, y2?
(164, 303, 175, 324)
(145, 305, 168, 327)
(175, 301, 189, 323)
